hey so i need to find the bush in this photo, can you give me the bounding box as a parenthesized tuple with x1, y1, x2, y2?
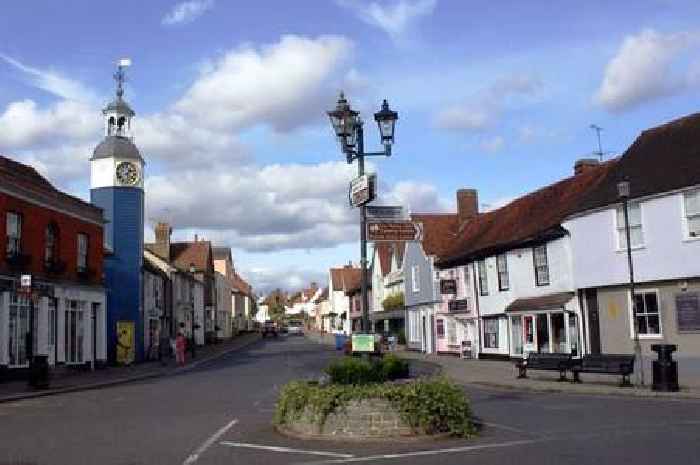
(324, 355, 409, 385)
(382, 293, 405, 311)
(274, 377, 475, 438)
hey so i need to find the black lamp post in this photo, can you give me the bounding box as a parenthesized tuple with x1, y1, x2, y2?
(189, 263, 196, 360)
(617, 180, 644, 386)
(327, 92, 398, 334)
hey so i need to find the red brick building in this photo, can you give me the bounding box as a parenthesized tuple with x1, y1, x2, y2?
(0, 156, 106, 375)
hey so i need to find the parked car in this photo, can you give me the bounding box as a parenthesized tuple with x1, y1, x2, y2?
(261, 320, 278, 338)
(287, 319, 304, 336)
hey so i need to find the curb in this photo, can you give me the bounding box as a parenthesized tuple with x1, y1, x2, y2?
(0, 334, 261, 404)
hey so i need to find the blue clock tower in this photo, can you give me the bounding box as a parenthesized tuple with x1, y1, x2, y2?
(90, 62, 145, 364)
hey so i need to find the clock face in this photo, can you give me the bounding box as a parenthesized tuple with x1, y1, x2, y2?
(116, 161, 139, 186)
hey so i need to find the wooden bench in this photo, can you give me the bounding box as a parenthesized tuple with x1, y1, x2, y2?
(515, 353, 572, 381)
(571, 354, 635, 387)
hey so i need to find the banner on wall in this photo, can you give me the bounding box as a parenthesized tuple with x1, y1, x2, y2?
(116, 321, 135, 365)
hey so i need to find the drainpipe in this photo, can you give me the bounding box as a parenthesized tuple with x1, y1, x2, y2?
(471, 262, 482, 359)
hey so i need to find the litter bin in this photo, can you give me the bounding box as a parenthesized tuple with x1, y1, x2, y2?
(28, 355, 50, 389)
(651, 344, 679, 392)
(334, 333, 347, 351)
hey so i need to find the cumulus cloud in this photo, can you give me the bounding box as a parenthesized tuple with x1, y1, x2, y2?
(174, 35, 353, 132)
(243, 266, 327, 295)
(162, 0, 214, 26)
(380, 180, 451, 213)
(595, 29, 700, 112)
(434, 74, 542, 132)
(336, 0, 436, 41)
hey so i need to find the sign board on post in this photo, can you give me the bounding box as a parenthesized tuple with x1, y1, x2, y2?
(367, 221, 423, 242)
(352, 333, 375, 352)
(349, 173, 376, 207)
(366, 205, 406, 221)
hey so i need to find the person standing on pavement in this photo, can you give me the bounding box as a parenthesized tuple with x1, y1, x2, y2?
(176, 332, 186, 366)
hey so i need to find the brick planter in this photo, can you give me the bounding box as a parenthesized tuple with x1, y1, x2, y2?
(279, 398, 414, 439)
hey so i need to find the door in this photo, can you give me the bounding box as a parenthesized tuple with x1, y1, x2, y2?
(421, 315, 427, 353)
(510, 316, 523, 356)
(523, 315, 536, 355)
(585, 289, 601, 355)
(8, 293, 30, 367)
(536, 314, 550, 353)
(65, 300, 85, 365)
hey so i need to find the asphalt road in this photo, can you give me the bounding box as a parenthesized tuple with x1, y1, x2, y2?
(1, 336, 699, 465)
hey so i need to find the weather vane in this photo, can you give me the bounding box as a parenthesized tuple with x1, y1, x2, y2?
(114, 58, 132, 99)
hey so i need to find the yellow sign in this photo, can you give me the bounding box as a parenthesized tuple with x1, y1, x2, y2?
(116, 321, 135, 365)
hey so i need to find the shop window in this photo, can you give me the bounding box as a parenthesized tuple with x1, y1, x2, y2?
(616, 202, 644, 249)
(684, 189, 700, 238)
(633, 291, 661, 337)
(497, 254, 509, 291)
(436, 319, 445, 339)
(484, 319, 498, 348)
(533, 245, 550, 286)
(478, 259, 489, 296)
(6, 212, 22, 257)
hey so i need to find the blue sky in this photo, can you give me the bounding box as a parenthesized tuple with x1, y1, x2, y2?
(2, 0, 700, 293)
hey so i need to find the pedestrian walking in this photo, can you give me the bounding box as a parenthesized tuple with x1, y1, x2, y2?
(176, 332, 186, 366)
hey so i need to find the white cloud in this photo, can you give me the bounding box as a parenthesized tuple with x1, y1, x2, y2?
(480, 135, 505, 153)
(380, 180, 451, 213)
(595, 28, 700, 112)
(434, 74, 542, 132)
(162, 0, 214, 26)
(336, 0, 436, 41)
(243, 266, 327, 294)
(174, 35, 353, 132)
(0, 54, 98, 103)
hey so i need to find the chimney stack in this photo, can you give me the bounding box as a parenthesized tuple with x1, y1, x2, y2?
(456, 189, 479, 224)
(154, 222, 172, 262)
(574, 158, 599, 175)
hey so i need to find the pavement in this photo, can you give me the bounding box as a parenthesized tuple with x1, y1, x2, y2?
(1, 335, 700, 465)
(0, 332, 261, 403)
(397, 350, 700, 399)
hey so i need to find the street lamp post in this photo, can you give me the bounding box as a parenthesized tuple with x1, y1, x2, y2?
(617, 180, 644, 386)
(327, 93, 398, 334)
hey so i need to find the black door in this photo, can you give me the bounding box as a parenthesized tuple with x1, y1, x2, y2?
(585, 289, 601, 355)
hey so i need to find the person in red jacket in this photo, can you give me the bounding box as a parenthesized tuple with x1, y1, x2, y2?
(176, 332, 187, 366)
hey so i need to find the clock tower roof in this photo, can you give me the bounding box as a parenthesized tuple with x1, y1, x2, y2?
(91, 135, 143, 161)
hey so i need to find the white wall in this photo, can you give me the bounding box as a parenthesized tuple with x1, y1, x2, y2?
(565, 190, 700, 289)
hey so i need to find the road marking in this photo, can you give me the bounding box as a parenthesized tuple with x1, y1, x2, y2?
(299, 439, 539, 464)
(220, 441, 355, 458)
(182, 418, 239, 465)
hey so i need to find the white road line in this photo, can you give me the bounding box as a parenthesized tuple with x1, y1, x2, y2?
(182, 418, 239, 465)
(299, 439, 539, 464)
(220, 441, 355, 458)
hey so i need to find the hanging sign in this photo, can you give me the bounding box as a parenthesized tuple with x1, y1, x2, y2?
(367, 221, 423, 242)
(349, 173, 376, 207)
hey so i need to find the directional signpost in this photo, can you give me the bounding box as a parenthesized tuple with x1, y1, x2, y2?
(366, 205, 406, 221)
(367, 221, 423, 242)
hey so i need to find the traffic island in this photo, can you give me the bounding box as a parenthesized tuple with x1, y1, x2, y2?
(273, 355, 476, 440)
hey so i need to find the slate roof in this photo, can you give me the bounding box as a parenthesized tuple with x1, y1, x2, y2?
(439, 159, 617, 268)
(0, 155, 103, 224)
(91, 136, 143, 161)
(575, 111, 700, 213)
(410, 213, 460, 259)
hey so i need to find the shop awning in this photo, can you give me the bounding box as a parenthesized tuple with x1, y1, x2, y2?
(505, 292, 575, 313)
(369, 308, 405, 322)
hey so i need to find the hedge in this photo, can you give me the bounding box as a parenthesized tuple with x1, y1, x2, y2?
(324, 355, 409, 385)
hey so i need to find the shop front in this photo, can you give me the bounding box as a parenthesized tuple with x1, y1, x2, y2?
(505, 292, 581, 358)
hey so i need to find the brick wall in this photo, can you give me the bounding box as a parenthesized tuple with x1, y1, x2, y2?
(0, 192, 103, 285)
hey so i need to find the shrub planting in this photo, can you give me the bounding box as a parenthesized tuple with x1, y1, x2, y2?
(324, 355, 409, 385)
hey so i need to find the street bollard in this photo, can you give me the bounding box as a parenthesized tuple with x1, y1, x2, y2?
(651, 344, 679, 392)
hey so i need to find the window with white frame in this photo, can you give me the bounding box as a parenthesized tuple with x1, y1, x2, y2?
(462, 266, 470, 294)
(6, 212, 21, 257)
(633, 291, 661, 337)
(616, 202, 644, 249)
(77, 233, 88, 272)
(478, 260, 488, 296)
(411, 265, 420, 292)
(684, 189, 700, 238)
(497, 254, 509, 291)
(533, 245, 550, 286)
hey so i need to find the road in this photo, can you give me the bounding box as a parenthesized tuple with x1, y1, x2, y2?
(1, 336, 699, 465)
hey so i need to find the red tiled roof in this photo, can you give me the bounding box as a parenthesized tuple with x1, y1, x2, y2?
(374, 244, 392, 277)
(342, 268, 362, 294)
(0, 155, 103, 223)
(439, 159, 618, 267)
(410, 213, 459, 259)
(169, 241, 213, 272)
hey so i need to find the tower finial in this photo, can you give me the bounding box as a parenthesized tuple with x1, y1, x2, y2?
(114, 58, 131, 99)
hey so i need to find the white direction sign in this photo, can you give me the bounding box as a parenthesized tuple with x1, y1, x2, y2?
(349, 173, 376, 207)
(366, 205, 406, 221)
(367, 221, 423, 242)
